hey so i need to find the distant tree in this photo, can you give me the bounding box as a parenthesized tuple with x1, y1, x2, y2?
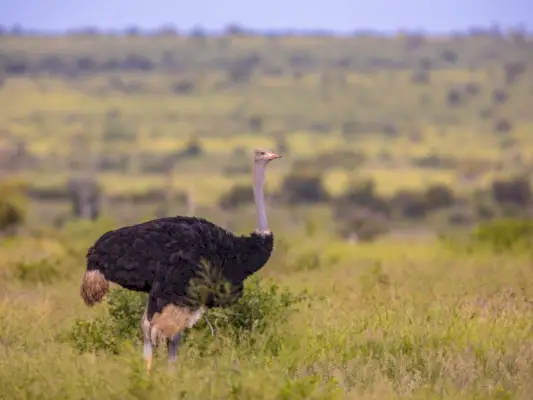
(492, 89, 508, 104)
(504, 61, 527, 85)
(225, 23, 247, 36)
(424, 184, 455, 210)
(124, 26, 141, 36)
(441, 50, 458, 64)
(227, 53, 261, 84)
(464, 82, 481, 96)
(182, 135, 203, 157)
(446, 88, 463, 107)
(171, 80, 195, 95)
(491, 176, 532, 207)
(280, 171, 329, 204)
(219, 185, 254, 209)
(493, 118, 513, 134)
(411, 70, 430, 84)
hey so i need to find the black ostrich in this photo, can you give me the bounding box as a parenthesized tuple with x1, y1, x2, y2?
(79, 148, 281, 371)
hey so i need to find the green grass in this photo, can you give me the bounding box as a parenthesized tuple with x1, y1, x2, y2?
(1, 218, 533, 399)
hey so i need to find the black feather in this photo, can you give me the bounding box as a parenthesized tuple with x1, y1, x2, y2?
(85, 216, 274, 306)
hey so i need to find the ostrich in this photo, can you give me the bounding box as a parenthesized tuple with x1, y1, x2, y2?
(79, 148, 281, 371)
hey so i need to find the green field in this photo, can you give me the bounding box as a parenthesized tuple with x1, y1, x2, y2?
(1, 30, 533, 399)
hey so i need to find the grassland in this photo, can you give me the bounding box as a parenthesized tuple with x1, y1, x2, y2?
(1, 216, 533, 399)
(1, 32, 533, 208)
(1, 30, 533, 399)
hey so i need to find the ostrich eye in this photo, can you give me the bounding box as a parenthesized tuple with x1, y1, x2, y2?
(260, 151, 265, 155)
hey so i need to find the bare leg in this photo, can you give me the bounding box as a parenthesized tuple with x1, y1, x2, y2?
(204, 315, 215, 336)
(167, 332, 182, 363)
(141, 307, 153, 373)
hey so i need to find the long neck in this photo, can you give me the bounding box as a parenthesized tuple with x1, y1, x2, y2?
(253, 163, 268, 233)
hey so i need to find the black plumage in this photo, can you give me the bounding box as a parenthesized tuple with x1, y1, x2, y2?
(86, 215, 273, 305)
(79, 148, 281, 372)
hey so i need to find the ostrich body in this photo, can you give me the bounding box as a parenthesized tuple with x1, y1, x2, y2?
(79, 149, 281, 371)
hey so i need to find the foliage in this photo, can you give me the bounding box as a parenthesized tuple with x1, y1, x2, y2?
(470, 218, 533, 253)
(281, 170, 330, 204)
(219, 184, 254, 209)
(491, 176, 532, 207)
(63, 275, 307, 355)
(63, 287, 147, 355)
(204, 275, 309, 341)
(335, 208, 390, 242)
(0, 180, 27, 232)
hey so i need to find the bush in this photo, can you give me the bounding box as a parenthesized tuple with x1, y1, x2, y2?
(424, 184, 455, 210)
(491, 176, 532, 207)
(0, 180, 27, 232)
(63, 287, 147, 355)
(280, 170, 329, 204)
(470, 218, 533, 252)
(390, 189, 429, 219)
(63, 275, 308, 355)
(219, 184, 254, 209)
(207, 276, 309, 342)
(336, 179, 390, 215)
(336, 209, 389, 242)
(181, 135, 203, 157)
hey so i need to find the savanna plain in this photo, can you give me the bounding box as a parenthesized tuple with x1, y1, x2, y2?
(1, 28, 533, 399)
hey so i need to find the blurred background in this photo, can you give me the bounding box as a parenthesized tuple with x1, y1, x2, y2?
(1, 0, 532, 242)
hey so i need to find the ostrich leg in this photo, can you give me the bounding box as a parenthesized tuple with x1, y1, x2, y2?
(141, 306, 153, 372)
(167, 332, 182, 363)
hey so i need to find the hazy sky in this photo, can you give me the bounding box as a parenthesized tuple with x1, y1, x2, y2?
(0, 0, 531, 34)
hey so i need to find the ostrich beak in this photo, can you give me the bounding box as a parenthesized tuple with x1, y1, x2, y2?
(265, 152, 281, 160)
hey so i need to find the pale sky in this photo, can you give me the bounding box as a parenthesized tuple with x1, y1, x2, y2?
(0, 0, 531, 34)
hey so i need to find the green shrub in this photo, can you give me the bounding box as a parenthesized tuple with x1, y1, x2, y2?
(470, 218, 533, 252)
(219, 184, 254, 209)
(0, 180, 27, 232)
(63, 288, 147, 355)
(280, 170, 330, 204)
(63, 275, 308, 355)
(207, 275, 309, 339)
(334, 207, 390, 242)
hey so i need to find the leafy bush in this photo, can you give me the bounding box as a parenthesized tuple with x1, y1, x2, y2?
(207, 276, 309, 340)
(491, 176, 532, 207)
(424, 184, 455, 210)
(280, 170, 329, 204)
(63, 275, 308, 355)
(336, 179, 390, 215)
(470, 218, 533, 252)
(219, 184, 254, 209)
(0, 180, 27, 232)
(390, 189, 429, 219)
(63, 287, 147, 355)
(335, 208, 389, 242)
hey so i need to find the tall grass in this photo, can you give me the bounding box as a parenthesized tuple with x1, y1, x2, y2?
(1, 220, 532, 399)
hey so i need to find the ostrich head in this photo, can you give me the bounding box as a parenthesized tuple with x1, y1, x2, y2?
(253, 148, 281, 166)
